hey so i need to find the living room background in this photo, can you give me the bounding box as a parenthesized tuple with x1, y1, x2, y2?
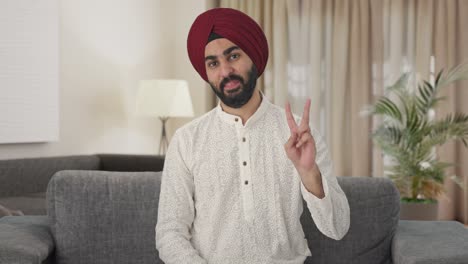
(0, 0, 210, 160)
(1, 0, 467, 224)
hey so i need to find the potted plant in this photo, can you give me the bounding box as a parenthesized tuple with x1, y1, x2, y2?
(364, 63, 468, 220)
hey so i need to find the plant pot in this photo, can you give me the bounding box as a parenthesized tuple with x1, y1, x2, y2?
(400, 201, 438, 220)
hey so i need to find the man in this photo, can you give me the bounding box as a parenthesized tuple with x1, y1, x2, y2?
(156, 8, 350, 264)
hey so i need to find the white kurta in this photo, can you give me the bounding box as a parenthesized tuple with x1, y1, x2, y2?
(156, 92, 350, 264)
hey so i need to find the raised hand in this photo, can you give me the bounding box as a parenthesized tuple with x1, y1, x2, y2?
(284, 99, 318, 176)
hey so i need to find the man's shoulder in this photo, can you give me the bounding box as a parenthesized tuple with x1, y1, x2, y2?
(267, 101, 286, 115)
(173, 107, 217, 138)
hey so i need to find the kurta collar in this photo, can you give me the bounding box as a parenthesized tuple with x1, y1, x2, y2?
(216, 90, 270, 128)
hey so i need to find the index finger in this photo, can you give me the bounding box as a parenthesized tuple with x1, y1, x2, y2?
(300, 98, 311, 127)
(285, 101, 298, 132)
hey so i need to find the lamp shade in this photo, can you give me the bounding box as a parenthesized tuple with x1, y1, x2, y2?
(136, 79, 194, 117)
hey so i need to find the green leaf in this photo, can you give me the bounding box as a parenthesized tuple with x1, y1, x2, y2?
(435, 69, 444, 87)
(374, 97, 403, 123)
(366, 62, 468, 200)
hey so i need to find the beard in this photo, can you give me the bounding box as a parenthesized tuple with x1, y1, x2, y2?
(209, 65, 258, 109)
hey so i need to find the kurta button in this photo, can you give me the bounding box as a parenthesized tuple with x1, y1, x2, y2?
(242, 137, 246, 142)
(243, 161, 247, 166)
(235, 118, 239, 122)
(244, 180, 249, 185)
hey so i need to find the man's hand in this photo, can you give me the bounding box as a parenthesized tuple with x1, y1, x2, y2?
(284, 99, 324, 198)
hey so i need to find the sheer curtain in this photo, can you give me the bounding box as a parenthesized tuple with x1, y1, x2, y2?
(286, 0, 377, 177)
(214, 0, 468, 223)
(218, 0, 377, 177)
(432, 0, 468, 223)
(217, 0, 289, 107)
(383, 0, 468, 224)
(284, 0, 468, 224)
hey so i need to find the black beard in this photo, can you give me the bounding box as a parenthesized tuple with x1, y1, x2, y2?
(209, 65, 258, 109)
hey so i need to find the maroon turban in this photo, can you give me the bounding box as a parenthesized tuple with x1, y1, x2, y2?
(187, 8, 269, 82)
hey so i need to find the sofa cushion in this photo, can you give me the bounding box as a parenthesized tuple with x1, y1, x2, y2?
(392, 220, 468, 264)
(47, 170, 164, 264)
(302, 176, 399, 264)
(96, 154, 165, 172)
(0, 215, 54, 264)
(0, 155, 100, 197)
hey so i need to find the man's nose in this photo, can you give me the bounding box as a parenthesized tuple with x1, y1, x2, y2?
(219, 61, 234, 78)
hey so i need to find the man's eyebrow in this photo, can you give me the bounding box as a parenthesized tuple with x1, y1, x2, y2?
(205, 46, 240, 62)
(223, 46, 240, 56)
(205, 55, 217, 62)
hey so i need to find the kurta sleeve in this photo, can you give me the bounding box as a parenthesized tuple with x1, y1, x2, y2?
(155, 130, 207, 264)
(300, 126, 350, 240)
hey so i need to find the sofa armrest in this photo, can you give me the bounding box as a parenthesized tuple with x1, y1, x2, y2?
(392, 220, 468, 264)
(96, 153, 165, 172)
(0, 216, 54, 264)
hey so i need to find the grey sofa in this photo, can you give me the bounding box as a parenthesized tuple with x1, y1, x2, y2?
(0, 154, 165, 216)
(1, 155, 467, 264)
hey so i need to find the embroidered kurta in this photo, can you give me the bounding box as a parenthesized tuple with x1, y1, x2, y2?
(156, 93, 350, 264)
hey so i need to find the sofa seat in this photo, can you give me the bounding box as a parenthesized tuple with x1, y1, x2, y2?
(0, 215, 53, 264)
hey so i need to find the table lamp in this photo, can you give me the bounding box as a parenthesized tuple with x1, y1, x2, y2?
(136, 79, 194, 154)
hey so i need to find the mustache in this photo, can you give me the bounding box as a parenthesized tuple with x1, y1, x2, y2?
(220, 74, 245, 91)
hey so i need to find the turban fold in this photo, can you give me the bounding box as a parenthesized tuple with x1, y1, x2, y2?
(187, 8, 269, 82)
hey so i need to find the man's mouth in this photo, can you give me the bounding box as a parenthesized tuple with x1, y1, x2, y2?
(223, 80, 241, 92)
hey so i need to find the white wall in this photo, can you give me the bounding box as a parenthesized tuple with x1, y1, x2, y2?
(0, 0, 208, 159)
(160, 0, 213, 138)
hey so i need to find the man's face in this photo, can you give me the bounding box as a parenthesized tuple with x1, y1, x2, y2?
(204, 38, 258, 108)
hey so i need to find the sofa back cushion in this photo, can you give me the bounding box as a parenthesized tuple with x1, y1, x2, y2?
(301, 176, 400, 264)
(47, 170, 163, 264)
(0, 155, 100, 197)
(47, 171, 399, 264)
(96, 154, 165, 172)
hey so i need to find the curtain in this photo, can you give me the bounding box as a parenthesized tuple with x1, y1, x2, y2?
(212, 0, 289, 108)
(218, 0, 376, 177)
(432, 0, 468, 223)
(383, 0, 468, 224)
(214, 0, 468, 223)
(284, 0, 377, 177)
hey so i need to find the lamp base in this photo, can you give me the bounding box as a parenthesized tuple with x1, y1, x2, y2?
(159, 117, 169, 155)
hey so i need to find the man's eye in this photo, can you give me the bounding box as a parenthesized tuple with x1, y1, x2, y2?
(229, 54, 240, 60)
(208, 61, 218, 68)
